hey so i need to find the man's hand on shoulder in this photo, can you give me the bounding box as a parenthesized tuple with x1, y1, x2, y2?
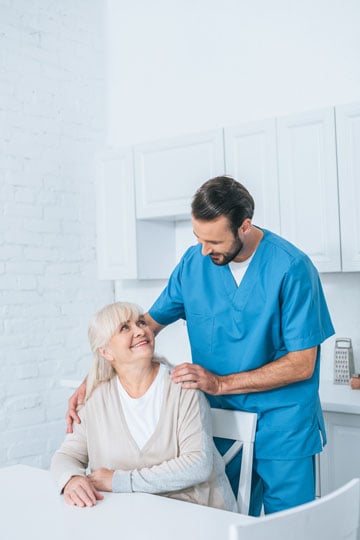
(65, 379, 87, 433)
(170, 362, 222, 395)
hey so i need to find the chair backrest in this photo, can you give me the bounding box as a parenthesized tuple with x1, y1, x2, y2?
(228, 478, 360, 540)
(211, 408, 257, 515)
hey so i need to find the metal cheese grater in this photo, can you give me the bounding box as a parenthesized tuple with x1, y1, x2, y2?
(333, 337, 355, 384)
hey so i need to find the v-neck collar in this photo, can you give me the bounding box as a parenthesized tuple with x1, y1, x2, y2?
(220, 228, 267, 311)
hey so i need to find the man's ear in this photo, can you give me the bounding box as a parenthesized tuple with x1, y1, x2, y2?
(98, 347, 114, 362)
(238, 218, 252, 237)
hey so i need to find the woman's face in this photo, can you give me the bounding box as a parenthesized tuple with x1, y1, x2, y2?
(102, 316, 155, 366)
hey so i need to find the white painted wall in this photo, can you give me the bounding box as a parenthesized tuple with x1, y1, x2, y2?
(0, 1, 113, 468)
(107, 0, 360, 377)
(106, 0, 360, 145)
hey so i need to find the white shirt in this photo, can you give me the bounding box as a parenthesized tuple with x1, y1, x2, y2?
(229, 253, 255, 286)
(116, 363, 166, 449)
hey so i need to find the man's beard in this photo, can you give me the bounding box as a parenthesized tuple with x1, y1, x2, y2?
(209, 237, 243, 266)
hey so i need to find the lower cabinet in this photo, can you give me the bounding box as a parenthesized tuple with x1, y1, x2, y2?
(319, 411, 360, 496)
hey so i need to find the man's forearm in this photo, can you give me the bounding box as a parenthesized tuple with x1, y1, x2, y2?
(218, 347, 317, 395)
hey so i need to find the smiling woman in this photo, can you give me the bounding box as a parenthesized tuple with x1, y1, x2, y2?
(51, 302, 237, 512)
(86, 302, 157, 400)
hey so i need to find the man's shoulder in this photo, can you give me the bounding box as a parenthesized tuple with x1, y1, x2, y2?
(261, 229, 311, 265)
(177, 244, 205, 270)
(257, 229, 321, 284)
(181, 243, 202, 260)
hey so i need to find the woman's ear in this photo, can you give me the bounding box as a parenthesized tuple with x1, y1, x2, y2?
(98, 346, 114, 363)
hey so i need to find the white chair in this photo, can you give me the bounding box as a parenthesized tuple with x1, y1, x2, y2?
(211, 408, 257, 515)
(228, 477, 360, 540)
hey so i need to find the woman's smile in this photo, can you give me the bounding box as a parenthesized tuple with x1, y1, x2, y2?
(131, 339, 150, 349)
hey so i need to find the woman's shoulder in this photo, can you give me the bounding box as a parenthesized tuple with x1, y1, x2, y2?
(154, 357, 208, 408)
(76, 377, 117, 425)
(153, 355, 172, 367)
(82, 377, 117, 407)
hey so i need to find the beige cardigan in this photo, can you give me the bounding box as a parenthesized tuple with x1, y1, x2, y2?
(51, 366, 237, 512)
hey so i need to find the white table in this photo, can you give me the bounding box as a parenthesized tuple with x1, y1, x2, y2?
(0, 465, 253, 540)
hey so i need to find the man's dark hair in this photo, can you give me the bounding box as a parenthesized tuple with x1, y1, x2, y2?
(191, 176, 255, 236)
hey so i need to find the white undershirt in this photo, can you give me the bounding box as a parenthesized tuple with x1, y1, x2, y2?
(116, 363, 166, 449)
(229, 253, 255, 287)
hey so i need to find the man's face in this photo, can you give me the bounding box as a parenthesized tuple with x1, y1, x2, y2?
(192, 215, 243, 266)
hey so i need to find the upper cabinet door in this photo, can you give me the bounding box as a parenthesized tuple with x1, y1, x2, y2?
(277, 108, 341, 272)
(224, 120, 280, 233)
(335, 103, 360, 272)
(96, 147, 175, 280)
(134, 129, 225, 220)
(96, 148, 137, 279)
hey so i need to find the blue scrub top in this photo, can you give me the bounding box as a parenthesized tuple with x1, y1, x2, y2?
(149, 229, 335, 460)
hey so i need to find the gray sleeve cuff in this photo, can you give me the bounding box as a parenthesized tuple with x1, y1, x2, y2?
(112, 470, 132, 493)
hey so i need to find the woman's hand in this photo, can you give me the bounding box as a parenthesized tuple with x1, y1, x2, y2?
(88, 468, 115, 492)
(63, 475, 104, 507)
(65, 379, 87, 433)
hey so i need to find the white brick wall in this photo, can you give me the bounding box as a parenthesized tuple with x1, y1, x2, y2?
(0, 1, 113, 468)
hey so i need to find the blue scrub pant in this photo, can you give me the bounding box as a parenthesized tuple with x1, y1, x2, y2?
(214, 438, 316, 515)
(249, 455, 316, 515)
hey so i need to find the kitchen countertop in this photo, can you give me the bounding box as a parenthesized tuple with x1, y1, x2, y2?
(319, 379, 360, 415)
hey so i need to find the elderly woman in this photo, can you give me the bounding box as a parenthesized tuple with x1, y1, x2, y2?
(51, 301, 237, 511)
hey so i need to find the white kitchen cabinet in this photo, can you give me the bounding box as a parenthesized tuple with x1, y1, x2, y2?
(95, 147, 175, 280)
(319, 411, 360, 496)
(224, 120, 280, 233)
(224, 109, 343, 272)
(335, 103, 360, 271)
(96, 103, 360, 280)
(276, 108, 341, 273)
(134, 129, 225, 220)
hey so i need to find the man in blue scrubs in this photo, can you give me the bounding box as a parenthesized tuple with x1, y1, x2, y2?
(66, 176, 334, 515)
(144, 176, 335, 515)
